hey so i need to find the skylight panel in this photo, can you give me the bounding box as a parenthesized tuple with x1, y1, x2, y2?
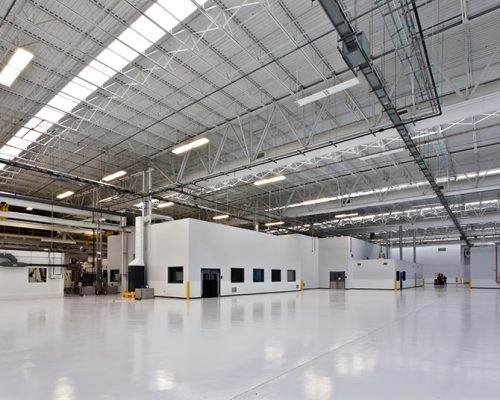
(0, 0, 208, 172)
(0, 145, 23, 159)
(95, 49, 130, 72)
(61, 79, 96, 101)
(21, 130, 42, 143)
(0, 48, 33, 87)
(6, 136, 31, 151)
(159, 0, 196, 21)
(88, 60, 116, 79)
(132, 15, 166, 41)
(78, 65, 112, 88)
(144, 4, 178, 31)
(24, 117, 42, 130)
(34, 120, 53, 134)
(47, 93, 80, 114)
(35, 107, 66, 125)
(108, 40, 139, 63)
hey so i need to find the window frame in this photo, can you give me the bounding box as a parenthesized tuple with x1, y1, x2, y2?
(231, 268, 245, 283)
(253, 268, 265, 283)
(168, 266, 184, 284)
(271, 269, 281, 282)
(287, 269, 296, 282)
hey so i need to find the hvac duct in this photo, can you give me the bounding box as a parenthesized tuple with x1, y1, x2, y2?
(127, 216, 145, 291)
(129, 216, 144, 268)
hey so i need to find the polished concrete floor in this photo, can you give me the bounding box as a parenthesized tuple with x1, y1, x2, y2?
(0, 288, 499, 399)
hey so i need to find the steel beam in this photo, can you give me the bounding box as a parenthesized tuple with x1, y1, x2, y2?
(318, 0, 471, 247)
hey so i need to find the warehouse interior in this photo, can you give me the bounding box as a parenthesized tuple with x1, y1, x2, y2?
(1, 0, 500, 398)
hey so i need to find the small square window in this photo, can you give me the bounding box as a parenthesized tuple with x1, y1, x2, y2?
(271, 269, 281, 282)
(287, 269, 296, 282)
(253, 269, 264, 282)
(168, 266, 183, 283)
(231, 268, 244, 283)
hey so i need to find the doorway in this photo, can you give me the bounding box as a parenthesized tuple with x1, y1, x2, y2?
(329, 271, 346, 289)
(201, 269, 220, 298)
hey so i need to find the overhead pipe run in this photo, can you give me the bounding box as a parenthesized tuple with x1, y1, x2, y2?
(0, 191, 126, 222)
(317, 0, 471, 247)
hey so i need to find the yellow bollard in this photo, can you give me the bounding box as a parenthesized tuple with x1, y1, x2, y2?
(300, 279, 304, 291)
(422, 278, 425, 287)
(394, 279, 397, 291)
(460, 277, 463, 284)
(468, 280, 471, 289)
(186, 280, 190, 300)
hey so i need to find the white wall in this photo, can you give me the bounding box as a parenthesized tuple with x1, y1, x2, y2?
(318, 237, 380, 288)
(347, 259, 423, 290)
(392, 244, 467, 283)
(0, 250, 64, 300)
(470, 246, 500, 288)
(147, 219, 190, 298)
(291, 234, 319, 289)
(318, 237, 349, 289)
(186, 219, 305, 297)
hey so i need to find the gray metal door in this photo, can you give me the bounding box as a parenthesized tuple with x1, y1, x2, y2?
(329, 271, 346, 289)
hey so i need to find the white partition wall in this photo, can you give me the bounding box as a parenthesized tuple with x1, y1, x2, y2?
(147, 219, 190, 298)
(470, 246, 500, 288)
(392, 244, 467, 284)
(0, 250, 64, 300)
(348, 259, 423, 290)
(145, 218, 319, 298)
(318, 236, 380, 288)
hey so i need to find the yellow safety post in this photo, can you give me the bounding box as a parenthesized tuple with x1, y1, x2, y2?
(186, 280, 190, 300)
(460, 277, 463, 284)
(422, 277, 425, 287)
(300, 279, 304, 291)
(468, 280, 472, 289)
(394, 279, 397, 290)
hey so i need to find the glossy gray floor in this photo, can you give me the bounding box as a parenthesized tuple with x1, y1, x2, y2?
(1, 288, 499, 399)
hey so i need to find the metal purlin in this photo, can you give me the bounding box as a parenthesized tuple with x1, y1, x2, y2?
(317, 0, 471, 247)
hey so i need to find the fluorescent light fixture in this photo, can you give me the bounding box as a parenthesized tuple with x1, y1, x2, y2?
(134, 199, 160, 208)
(0, 48, 34, 87)
(157, 202, 174, 209)
(359, 148, 404, 161)
(102, 170, 127, 182)
(98, 195, 118, 203)
(213, 214, 229, 220)
(40, 238, 77, 245)
(0, 1, 208, 170)
(265, 221, 285, 227)
(56, 191, 74, 200)
(254, 175, 286, 186)
(296, 77, 360, 107)
(334, 212, 359, 218)
(26, 207, 33, 211)
(172, 137, 209, 154)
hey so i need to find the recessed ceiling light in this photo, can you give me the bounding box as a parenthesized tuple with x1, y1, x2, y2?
(157, 202, 174, 209)
(296, 77, 360, 107)
(102, 170, 127, 182)
(172, 137, 209, 154)
(334, 213, 359, 218)
(265, 221, 285, 227)
(56, 191, 74, 200)
(26, 207, 33, 211)
(213, 214, 229, 220)
(254, 175, 286, 186)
